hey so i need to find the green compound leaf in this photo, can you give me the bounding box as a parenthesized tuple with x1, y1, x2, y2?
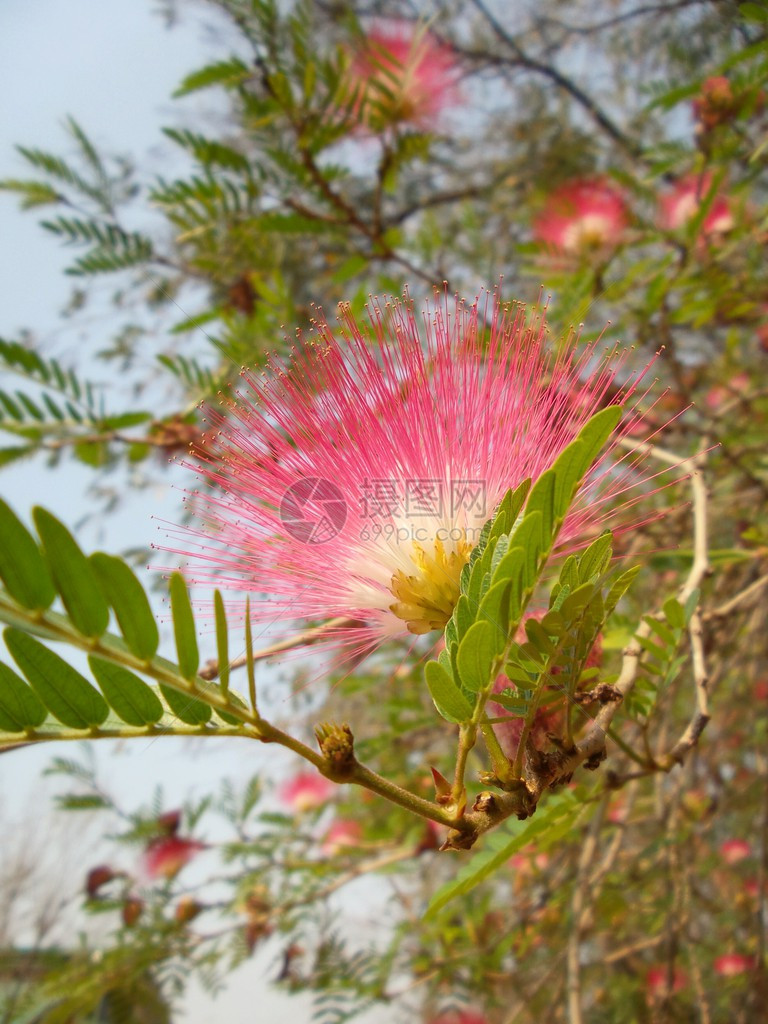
(33, 507, 109, 639)
(88, 657, 164, 726)
(90, 553, 159, 660)
(0, 498, 55, 611)
(169, 572, 199, 681)
(5, 628, 108, 728)
(425, 660, 474, 723)
(0, 661, 47, 731)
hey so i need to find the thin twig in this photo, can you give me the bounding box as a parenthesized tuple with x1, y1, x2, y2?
(704, 573, 768, 621)
(198, 616, 355, 679)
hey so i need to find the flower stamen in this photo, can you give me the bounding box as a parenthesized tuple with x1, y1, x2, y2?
(389, 536, 472, 634)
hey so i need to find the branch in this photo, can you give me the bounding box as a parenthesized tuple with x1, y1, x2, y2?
(566, 797, 607, 1024)
(198, 616, 356, 680)
(704, 573, 768, 622)
(467, 0, 642, 158)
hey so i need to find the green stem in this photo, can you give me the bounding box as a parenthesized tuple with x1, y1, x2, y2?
(351, 761, 464, 829)
(606, 725, 649, 767)
(452, 722, 477, 808)
(480, 717, 514, 784)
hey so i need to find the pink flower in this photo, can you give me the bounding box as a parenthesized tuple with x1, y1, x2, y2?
(744, 878, 765, 900)
(321, 819, 363, 855)
(430, 1012, 487, 1024)
(343, 23, 460, 129)
(534, 179, 629, 256)
(719, 838, 752, 864)
(714, 953, 755, 977)
(144, 836, 205, 880)
(659, 173, 734, 236)
(705, 372, 749, 410)
(646, 966, 687, 998)
(280, 771, 334, 813)
(178, 290, 656, 657)
(509, 847, 549, 873)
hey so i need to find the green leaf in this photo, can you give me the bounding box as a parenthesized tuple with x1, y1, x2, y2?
(214, 590, 229, 695)
(158, 683, 211, 725)
(488, 546, 527, 617)
(456, 620, 498, 693)
(245, 595, 257, 713)
(425, 792, 580, 917)
(550, 406, 622, 516)
(73, 441, 110, 467)
(575, 405, 622, 465)
(476, 578, 512, 638)
(605, 565, 640, 614)
(90, 552, 159, 659)
(215, 691, 249, 726)
(5, 629, 108, 728)
(173, 58, 251, 97)
(488, 479, 530, 542)
(425, 660, 474, 723)
(88, 657, 163, 726)
(577, 532, 613, 583)
(644, 616, 677, 646)
(491, 686, 531, 714)
(33, 507, 109, 638)
(560, 582, 598, 619)
(169, 572, 199, 680)
(663, 598, 685, 630)
(56, 793, 109, 811)
(683, 588, 700, 624)
(525, 469, 556, 541)
(0, 498, 55, 610)
(0, 445, 35, 467)
(508, 511, 544, 587)
(525, 618, 556, 657)
(0, 661, 47, 730)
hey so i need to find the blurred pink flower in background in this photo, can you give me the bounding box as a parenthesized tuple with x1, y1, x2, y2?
(144, 836, 205, 880)
(280, 771, 335, 813)
(343, 23, 460, 129)
(430, 1011, 488, 1024)
(646, 966, 688, 999)
(321, 819, 363, 855)
(719, 838, 751, 864)
(659, 173, 734, 236)
(533, 179, 629, 256)
(714, 953, 755, 976)
(704, 371, 749, 410)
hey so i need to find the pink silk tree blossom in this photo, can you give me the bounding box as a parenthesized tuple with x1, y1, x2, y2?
(659, 172, 734, 236)
(143, 836, 205, 880)
(533, 179, 629, 256)
(342, 23, 460, 129)
(280, 771, 335, 812)
(176, 290, 659, 661)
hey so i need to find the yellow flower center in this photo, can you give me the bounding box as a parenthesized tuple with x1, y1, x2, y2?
(389, 536, 473, 635)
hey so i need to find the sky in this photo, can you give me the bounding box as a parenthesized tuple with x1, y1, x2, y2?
(0, 3, 389, 1021)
